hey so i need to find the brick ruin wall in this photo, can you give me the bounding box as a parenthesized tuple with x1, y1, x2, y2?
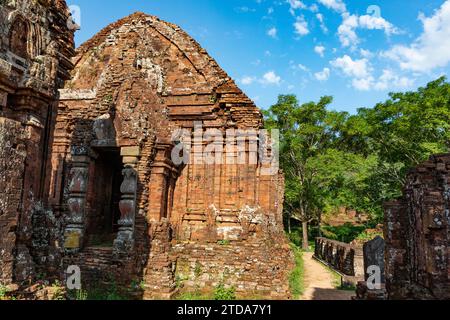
(0, 0, 75, 286)
(384, 153, 450, 300)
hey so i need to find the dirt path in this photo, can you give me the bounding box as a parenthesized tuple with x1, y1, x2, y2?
(300, 252, 354, 300)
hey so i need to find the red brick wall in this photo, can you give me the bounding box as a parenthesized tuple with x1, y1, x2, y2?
(385, 154, 450, 299)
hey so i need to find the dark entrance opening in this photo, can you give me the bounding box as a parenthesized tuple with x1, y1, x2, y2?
(86, 149, 122, 247)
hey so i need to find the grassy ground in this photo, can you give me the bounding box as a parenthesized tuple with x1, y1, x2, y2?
(174, 282, 237, 301)
(288, 244, 305, 299)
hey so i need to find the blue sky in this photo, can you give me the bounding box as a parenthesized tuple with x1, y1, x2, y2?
(66, 0, 450, 114)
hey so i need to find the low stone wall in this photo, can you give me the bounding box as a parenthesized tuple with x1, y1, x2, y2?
(171, 239, 294, 299)
(314, 237, 364, 283)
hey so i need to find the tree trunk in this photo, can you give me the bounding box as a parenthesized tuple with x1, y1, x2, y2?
(287, 214, 291, 234)
(302, 221, 309, 250)
(318, 213, 322, 237)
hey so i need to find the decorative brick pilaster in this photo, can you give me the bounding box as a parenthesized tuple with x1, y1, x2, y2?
(148, 142, 176, 221)
(64, 147, 90, 253)
(113, 147, 140, 254)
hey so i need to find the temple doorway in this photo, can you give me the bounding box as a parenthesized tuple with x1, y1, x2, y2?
(86, 148, 123, 247)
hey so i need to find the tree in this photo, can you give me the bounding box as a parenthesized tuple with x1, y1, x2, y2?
(266, 77, 450, 247)
(352, 76, 450, 210)
(264, 95, 346, 249)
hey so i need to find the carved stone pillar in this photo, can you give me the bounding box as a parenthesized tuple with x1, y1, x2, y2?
(64, 147, 90, 252)
(113, 147, 139, 254)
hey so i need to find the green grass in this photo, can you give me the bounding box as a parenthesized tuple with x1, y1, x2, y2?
(176, 292, 212, 300)
(67, 281, 129, 300)
(175, 282, 236, 301)
(0, 285, 8, 300)
(288, 244, 305, 299)
(213, 283, 236, 300)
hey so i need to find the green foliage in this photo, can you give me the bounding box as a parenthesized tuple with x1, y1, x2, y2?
(265, 95, 348, 247)
(67, 289, 88, 300)
(349, 77, 450, 213)
(176, 292, 211, 300)
(174, 281, 236, 301)
(266, 77, 450, 234)
(321, 223, 367, 243)
(0, 285, 8, 300)
(175, 275, 188, 289)
(287, 230, 302, 247)
(130, 279, 146, 291)
(194, 262, 202, 278)
(288, 244, 304, 299)
(217, 240, 231, 246)
(355, 230, 383, 242)
(213, 282, 236, 300)
(50, 281, 66, 300)
(67, 281, 128, 300)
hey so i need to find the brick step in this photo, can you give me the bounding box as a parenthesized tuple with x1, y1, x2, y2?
(79, 262, 112, 267)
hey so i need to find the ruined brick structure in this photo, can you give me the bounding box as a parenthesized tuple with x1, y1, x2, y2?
(314, 237, 364, 285)
(0, 0, 75, 286)
(1, 6, 292, 299)
(384, 154, 450, 300)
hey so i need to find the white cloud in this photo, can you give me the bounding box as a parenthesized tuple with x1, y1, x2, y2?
(288, 0, 307, 15)
(314, 45, 326, 57)
(242, 71, 284, 86)
(373, 69, 415, 90)
(260, 71, 282, 85)
(241, 76, 256, 85)
(267, 27, 277, 38)
(310, 4, 319, 13)
(294, 16, 310, 36)
(290, 61, 309, 72)
(338, 13, 399, 48)
(268, 7, 274, 14)
(338, 13, 359, 47)
(360, 48, 373, 58)
(297, 63, 309, 71)
(317, 0, 347, 14)
(330, 55, 371, 78)
(316, 13, 328, 33)
(352, 77, 374, 91)
(235, 6, 256, 13)
(383, 0, 450, 73)
(330, 55, 415, 91)
(351, 70, 415, 91)
(316, 13, 324, 23)
(358, 14, 398, 35)
(315, 67, 330, 81)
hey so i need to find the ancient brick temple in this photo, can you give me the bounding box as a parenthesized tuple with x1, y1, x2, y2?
(384, 154, 450, 300)
(0, 3, 292, 299)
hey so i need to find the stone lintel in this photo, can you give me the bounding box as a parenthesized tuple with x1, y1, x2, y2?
(59, 89, 97, 101)
(121, 146, 141, 157)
